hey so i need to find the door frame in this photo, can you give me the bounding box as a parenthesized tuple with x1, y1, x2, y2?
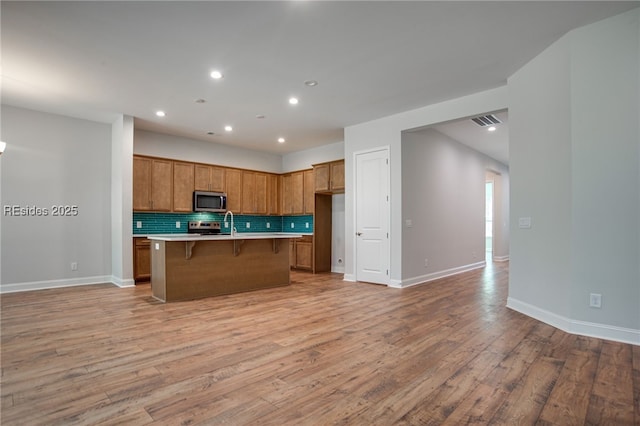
(352, 146, 391, 285)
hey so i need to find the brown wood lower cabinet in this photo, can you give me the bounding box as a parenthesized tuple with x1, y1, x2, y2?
(290, 235, 313, 271)
(133, 238, 151, 282)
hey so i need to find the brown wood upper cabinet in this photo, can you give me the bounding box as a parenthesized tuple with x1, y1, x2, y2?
(282, 171, 305, 215)
(314, 160, 344, 193)
(194, 164, 225, 192)
(133, 156, 173, 211)
(242, 171, 268, 214)
(173, 162, 194, 212)
(266, 174, 280, 215)
(303, 169, 314, 214)
(225, 168, 242, 213)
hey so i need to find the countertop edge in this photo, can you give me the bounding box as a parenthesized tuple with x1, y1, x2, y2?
(146, 233, 305, 241)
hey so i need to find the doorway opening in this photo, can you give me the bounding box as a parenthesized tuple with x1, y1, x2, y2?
(485, 180, 494, 261)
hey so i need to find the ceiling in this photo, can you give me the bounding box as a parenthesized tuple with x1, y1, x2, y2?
(430, 110, 509, 165)
(2, 2, 637, 162)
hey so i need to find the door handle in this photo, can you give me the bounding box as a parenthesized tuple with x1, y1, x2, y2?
(356, 232, 362, 236)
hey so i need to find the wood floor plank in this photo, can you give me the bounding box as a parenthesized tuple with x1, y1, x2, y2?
(536, 336, 602, 425)
(1, 262, 637, 425)
(585, 341, 635, 425)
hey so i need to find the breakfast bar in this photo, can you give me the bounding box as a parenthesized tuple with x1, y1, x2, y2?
(148, 233, 301, 302)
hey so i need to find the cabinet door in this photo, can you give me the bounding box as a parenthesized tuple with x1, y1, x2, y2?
(282, 174, 292, 215)
(133, 157, 152, 211)
(225, 168, 242, 212)
(195, 165, 226, 192)
(254, 173, 267, 215)
(151, 159, 173, 211)
(267, 174, 280, 215)
(173, 162, 194, 212)
(133, 238, 151, 282)
(241, 171, 257, 213)
(314, 163, 330, 192)
(291, 171, 304, 214)
(295, 242, 313, 270)
(303, 169, 314, 214)
(194, 164, 211, 191)
(330, 160, 345, 192)
(210, 167, 225, 192)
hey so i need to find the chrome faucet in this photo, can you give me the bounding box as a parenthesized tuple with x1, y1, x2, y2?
(224, 210, 236, 236)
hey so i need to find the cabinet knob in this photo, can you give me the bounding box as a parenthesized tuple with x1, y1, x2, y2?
(356, 232, 362, 236)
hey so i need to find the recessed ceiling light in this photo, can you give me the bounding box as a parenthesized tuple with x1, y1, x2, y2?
(289, 97, 299, 105)
(224, 125, 233, 132)
(278, 137, 285, 143)
(488, 126, 497, 132)
(155, 110, 166, 117)
(304, 80, 318, 87)
(210, 70, 223, 79)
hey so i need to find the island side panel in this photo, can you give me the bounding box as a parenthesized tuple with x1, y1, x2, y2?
(150, 240, 167, 302)
(163, 238, 290, 302)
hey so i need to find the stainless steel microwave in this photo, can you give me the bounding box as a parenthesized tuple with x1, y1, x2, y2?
(193, 191, 227, 212)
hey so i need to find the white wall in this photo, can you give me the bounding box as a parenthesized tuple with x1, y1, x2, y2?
(332, 194, 345, 273)
(111, 115, 134, 286)
(1, 106, 113, 291)
(135, 129, 283, 173)
(282, 141, 344, 173)
(401, 128, 509, 285)
(508, 8, 639, 344)
(344, 86, 509, 282)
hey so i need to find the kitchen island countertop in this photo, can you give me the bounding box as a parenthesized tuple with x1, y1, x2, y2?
(147, 232, 303, 242)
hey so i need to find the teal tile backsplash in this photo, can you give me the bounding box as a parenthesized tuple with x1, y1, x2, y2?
(133, 212, 313, 234)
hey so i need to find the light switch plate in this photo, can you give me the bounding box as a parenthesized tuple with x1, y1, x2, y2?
(518, 217, 532, 229)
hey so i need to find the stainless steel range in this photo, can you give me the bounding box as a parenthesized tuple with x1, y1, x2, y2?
(188, 221, 221, 235)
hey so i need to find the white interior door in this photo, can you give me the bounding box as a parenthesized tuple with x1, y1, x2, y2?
(355, 148, 389, 284)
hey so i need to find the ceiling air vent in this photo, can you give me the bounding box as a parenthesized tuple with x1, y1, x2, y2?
(471, 114, 502, 127)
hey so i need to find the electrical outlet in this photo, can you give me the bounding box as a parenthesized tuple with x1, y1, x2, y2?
(70, 262, 78, 271)
(305, 222, 309, 229)
(246, 222, 250, 229)
(291, 223, 294, 228)
(266, 222, 270, 229)
(589, 293, 602, 308)
(136, 221, 142, 229)
(176, 221, 181, 229)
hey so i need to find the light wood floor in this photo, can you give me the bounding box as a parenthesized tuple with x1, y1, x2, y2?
(1, 262, 638, 425)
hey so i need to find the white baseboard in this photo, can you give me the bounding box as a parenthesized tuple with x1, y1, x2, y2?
(331, 266, 345, 274)
(507, 297, 640, 346)
(396, 261, 486, 288)
(1, 275, 117, 293)
(343, 273, 356, 282)
(111, 276, 135, 288)
(493, 255, 510, 262)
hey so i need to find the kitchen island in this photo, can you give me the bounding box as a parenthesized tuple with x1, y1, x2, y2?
(147, 233, 302, 302)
